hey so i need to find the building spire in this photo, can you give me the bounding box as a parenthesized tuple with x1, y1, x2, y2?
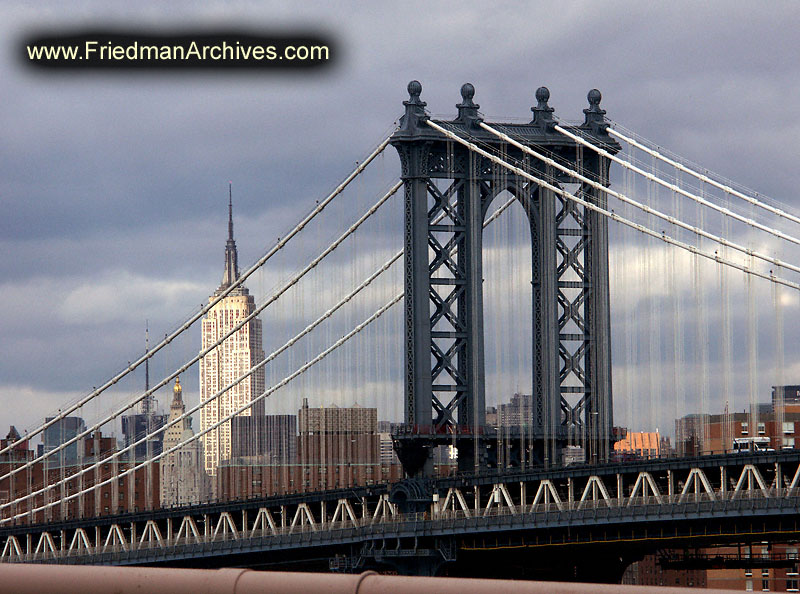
(228, 183, 234, 242)
(141, 321, 154, 416)
(145, 321, 149, 392)
(220, 183, 240, 290)
(172, 376, 183, 406)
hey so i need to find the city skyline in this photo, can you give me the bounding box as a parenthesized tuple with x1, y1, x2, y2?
(2, 2, 800, 439)
(4, 4, 800, 584)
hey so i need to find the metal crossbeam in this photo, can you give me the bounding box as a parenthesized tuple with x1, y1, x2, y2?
(392, 82, 618, 474)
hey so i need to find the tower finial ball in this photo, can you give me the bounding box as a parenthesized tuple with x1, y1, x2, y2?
(461, 83, 475, 102)
(588, 89, 601, 106)
(408, 80, 422, 98)
(535, 86, 550, 103)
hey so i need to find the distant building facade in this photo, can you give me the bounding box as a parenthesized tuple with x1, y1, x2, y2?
(199, 194, 265, 485)
(1, 426, 159, 524)
(120, 409, 168, 462)
(230, 414, 297, 463)
(675, 403, 800, 457)
(160, 378, 205, 507)
(497, 393, 533, 428)
(40, 416, 86, 466)
(774, 385, 800, 408)
(625, 543, 800, 592)
(297, 399, 379, 476)
(613, 431, 667, 459)
(216, 400, 404, 499)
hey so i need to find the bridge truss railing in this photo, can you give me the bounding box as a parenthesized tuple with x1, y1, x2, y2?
(4, 452, 800, 564)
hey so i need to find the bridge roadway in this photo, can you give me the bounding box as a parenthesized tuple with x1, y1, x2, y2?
(4, 451, 800, 581)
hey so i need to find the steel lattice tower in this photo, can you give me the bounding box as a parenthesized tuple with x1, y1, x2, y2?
(391, 82, 620, 476)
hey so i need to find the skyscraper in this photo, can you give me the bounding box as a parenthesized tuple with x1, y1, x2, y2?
(160, 377, 204, 506)
(41, 416, 86, 466)
(199, 188, 265, 486)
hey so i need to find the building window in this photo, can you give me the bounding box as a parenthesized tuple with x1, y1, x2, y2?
(742, 422, 749, 435)
(785, 422, 796, 434)
(746, 579, 753, 591)
(787, 579, 799, 592)
(762, 578, 769, 591)
(785, 438, 796, 448)
(758, 423, 766, 435)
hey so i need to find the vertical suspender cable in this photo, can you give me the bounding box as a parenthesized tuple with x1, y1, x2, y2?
(622, 144, 635, 440)
(747, 254, 759, 449)
(670, 172, 684, 455)
(697, 180, 710, 454)
(646, 154, 659, 436)
(720, 193, 734, 452)
(774, 267, 786, 450)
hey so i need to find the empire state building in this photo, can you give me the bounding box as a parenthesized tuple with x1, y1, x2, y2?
(199, 189, 265, 481)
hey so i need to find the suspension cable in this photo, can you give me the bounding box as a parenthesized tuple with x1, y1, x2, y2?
(480, 122, 800, 275)
(7, 292, 404, 522)
(427, 120, 800, 292)
(0, 134, 395, 459)
(1, 184, 401, 516)
(0, 180, 402, 486)
(606, 126, 800, 227)
(5, 193, 521, 521)
(555, 125, 800, 248)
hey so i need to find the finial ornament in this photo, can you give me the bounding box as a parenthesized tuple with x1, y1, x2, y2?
(586, 89, 604, 113)
(406, 80, 424, 106)
(535, 86, 551, 109)
(459, 83, 476, 107)
(399, 80, 427, 134)
(456, 82, 481, 126)
(531, 86, 555, 128)
(583, 88, 607, 131)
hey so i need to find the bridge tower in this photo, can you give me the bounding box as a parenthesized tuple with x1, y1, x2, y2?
(391, 82, 620, 476)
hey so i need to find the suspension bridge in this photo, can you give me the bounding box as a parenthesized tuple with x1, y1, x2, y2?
(1, 81, 799, 581)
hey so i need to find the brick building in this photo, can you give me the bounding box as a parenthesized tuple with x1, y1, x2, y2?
(217, 400, 404, 498)
(0, 426, 160, 525)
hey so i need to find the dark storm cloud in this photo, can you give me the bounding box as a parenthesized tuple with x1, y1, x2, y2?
(2, 0, 800, 434)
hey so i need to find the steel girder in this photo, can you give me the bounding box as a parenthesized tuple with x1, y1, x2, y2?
(391, 82, 619, 476)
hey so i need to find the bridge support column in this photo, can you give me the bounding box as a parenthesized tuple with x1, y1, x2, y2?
(340, 536, 456, 577)
(391, 82, 619, 476)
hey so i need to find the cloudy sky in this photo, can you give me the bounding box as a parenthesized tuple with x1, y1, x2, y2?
(2, 1, 800, 440)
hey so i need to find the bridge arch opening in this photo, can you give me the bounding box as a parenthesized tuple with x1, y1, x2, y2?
(481, 189, 534, 469)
